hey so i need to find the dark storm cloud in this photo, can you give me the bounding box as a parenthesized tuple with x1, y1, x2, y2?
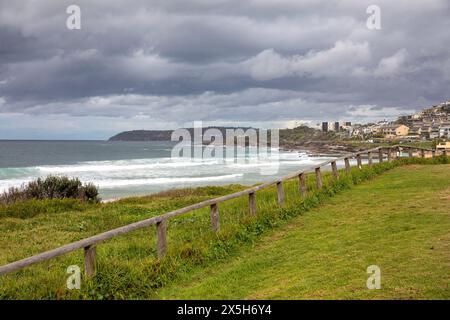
(0, 0, 449, 135)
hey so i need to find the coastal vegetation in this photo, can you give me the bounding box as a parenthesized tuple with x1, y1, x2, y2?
(0, 176, 99, 218)
(279, 125, 338, 143)
(108, 126, 338, 144)
(0, 157, 449, 299)
(337, 140, 435, 151)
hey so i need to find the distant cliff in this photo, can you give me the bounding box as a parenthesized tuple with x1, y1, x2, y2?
(108, 127, 256, 141)
(107, 126, 346, 153)
(108, 130, 172, 141)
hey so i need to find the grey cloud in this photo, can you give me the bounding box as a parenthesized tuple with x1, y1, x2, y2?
(0, 0, 450, 138)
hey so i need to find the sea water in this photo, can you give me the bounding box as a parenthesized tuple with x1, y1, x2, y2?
(0, 140, 332, 200)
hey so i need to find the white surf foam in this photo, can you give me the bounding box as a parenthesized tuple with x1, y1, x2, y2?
(35, 158, 220, 173)
(94, 173, 244, 188)
(0, 148, 332, 198)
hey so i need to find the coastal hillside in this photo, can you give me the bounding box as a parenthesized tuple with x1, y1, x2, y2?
(108, 125, 337, 145)
(108, 130, 172, 141)
(279, 125, 341, 153)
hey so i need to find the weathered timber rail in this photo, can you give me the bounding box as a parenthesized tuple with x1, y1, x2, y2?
(0, 144, 447, 277)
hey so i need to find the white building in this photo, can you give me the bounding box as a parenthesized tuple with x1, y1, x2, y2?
(439, 126, 450, 138)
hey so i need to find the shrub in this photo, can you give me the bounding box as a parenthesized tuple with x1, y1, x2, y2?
(0, 176, 100, 206)
(80, 182, 100, 202)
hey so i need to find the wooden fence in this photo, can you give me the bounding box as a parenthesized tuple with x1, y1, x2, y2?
(0, 144, 447, 277)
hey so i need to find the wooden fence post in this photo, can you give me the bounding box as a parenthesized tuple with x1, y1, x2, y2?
(84, 245, 96, 278)
(444, 149, 447, 157)
(248, 192, 257, 215)
(344, 157, 351, 174)
(387, 148, 391, 162)
(210, 203, 220, 232)
(378, 148, 383, 163)
(368, 152, 373, 167)
(315, 167, 323, 189)
(408, 147, 413, 158)
(331, 161, 339, 179)
(356, 154, 362, 169)
(432, 150, 436, 158)
(156, 220, 167, 258)
(276, 181, 285, 204)
(298, 173, 307, 197)
(421, 149, 425, 158)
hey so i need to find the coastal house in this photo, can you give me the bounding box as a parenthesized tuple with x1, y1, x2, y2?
(420, 125, 432, 139)
(436, 141, 450, 151)
(430, 125, 440, 139)
(440, 126, 450, 138)
(409, 125, 422, 137)
(379, 124, 409, 138)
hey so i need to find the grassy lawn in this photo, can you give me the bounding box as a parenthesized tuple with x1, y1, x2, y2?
(340, 140, 435, 150)
(0, 159, 449, 299)
(157, 164, 450, 299)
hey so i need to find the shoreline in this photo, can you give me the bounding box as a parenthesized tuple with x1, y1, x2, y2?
(280, 141, 364, 156)
(1, 142, 350, 205)
(99, 147, 338, 204)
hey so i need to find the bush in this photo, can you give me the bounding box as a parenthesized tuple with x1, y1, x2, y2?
(0, 176, 100, 206)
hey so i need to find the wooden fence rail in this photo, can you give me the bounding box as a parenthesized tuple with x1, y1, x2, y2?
(0, 144, 446, 276)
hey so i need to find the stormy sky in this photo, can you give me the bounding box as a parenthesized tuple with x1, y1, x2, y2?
(0, 0, 449, 139)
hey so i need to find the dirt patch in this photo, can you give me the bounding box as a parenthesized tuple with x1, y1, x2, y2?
(439, 188, 450, 201)
(403, 164, 424, 170)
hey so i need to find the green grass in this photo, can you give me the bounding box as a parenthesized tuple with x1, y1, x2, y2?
(279, 125, 339, 144)
(0, 157, 449, 299)
(157, 163, 450, 299)
(340, 140, 435, 150)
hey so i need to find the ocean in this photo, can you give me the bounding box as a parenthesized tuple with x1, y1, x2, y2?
(0, 140, 333, 200)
